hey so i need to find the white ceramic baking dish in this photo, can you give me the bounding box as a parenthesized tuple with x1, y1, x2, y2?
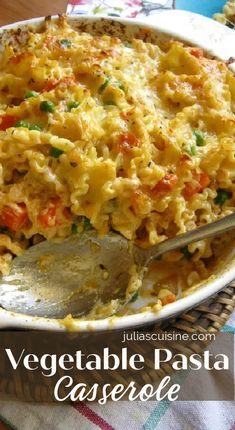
(0, 10, 235, 331)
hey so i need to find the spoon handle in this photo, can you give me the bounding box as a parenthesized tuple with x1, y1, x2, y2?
(148, 212, 235, 263)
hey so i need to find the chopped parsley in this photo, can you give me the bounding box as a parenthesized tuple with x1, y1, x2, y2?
(50, 147, 64, 158)
(60, 39, 71, 48)
(67, 101, 80, 111)
(104, 100, 116, 106)
(99, 77, 110, 93)
(183, 144, 197, 156)
(83, 217, 91, 229)
(180, 246, 193, 260)
(194, 130, 206, 146)
(130, 291, 139, 302)
(71, 223, 78, 234)
(117, 83, 125, 92)
(14, 120, 29, 128)
(14, 121, 42, 131)
(105, 199, 118, 213)
(187, 145, 197, 156)
(214, 189, 232, 206)
(29, 124, 42, 131)
(190, 145, 197, 156)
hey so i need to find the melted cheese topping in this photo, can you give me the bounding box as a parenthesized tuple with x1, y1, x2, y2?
(0, 16, 235, 313)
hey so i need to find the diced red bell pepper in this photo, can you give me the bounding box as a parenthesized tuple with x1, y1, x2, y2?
(38, 200, 71, 228)
(152, 174, 178, 194)
(189, 47, 204, 59)
(0, 203, 28, 231)
(0, 115, 20, 131)
(184, 171, 210, 199)
(117, 133, 140, 153)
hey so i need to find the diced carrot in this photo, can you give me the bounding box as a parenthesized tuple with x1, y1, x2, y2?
(38, 200, 71, 228)
(152, 173, 178, 194)
(42, 79, 59, 92)
(120, 112, 128, 120)
(0, 203, 28, 232)
(117, 133, 140, 153)
(41, 76, 75, 93)
(161, 293, 176, 306)
(199, 172, 210, 188)
(10, 52, 33, 64)
(0, 115, 20, 131)
(192, 81, 203, 90)
(184, 171, 210, 199)
(189, 47, 204, 59)
(131, 189, 150, 215)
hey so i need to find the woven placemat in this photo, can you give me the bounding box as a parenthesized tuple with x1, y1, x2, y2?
(167, 282, 235, 335)
(140, 281, 235, 382)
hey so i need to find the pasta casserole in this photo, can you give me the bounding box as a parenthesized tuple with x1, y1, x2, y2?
(0, 16, 235, 311)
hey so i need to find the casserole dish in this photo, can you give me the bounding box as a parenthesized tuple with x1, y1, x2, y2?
(0, 10, 235, 331)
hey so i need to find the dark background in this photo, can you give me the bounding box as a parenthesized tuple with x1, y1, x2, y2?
(0, 0, 67, 26)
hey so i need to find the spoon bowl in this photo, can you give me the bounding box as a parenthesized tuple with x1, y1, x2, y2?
(0, 232, 134, 318)
(1, 213, 235, 319)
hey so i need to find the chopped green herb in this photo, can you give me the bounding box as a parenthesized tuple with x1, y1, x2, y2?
(40, 100, 55, 113)
(14, 120, 42, 131)
(67, 101, 80, 111)
(190, 145, 197, 156)
(182, 145, 197, 156)
(29, 124, 42, 131)
(105, 199, 118, 213)
(180, 246, 193, 260)
(71, 223, 78, 234)
(50, 147, 64, 158)
(104, 100, 116, 106)
(83, 217, 91, 229)
(214, 189, 232, 206)
(99, 78, 110, 93)
(184, 145, 197, 156)
(14, 120, 29, 128)
(130, 291, 139, 302)
(194, 130, 205, 146)
(60, 39, 71, 48)
(117, 83, 125, 92)
(24, 90, 39, 99)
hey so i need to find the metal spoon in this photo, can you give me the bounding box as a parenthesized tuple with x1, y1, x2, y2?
(0, 213, 235, 319)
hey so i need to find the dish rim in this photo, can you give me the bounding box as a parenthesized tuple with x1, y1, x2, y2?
(0, 11, 235, 332)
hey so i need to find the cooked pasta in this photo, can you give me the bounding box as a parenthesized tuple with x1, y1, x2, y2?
(214, 0, 235, 26)
(0, 15, 235, 310)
